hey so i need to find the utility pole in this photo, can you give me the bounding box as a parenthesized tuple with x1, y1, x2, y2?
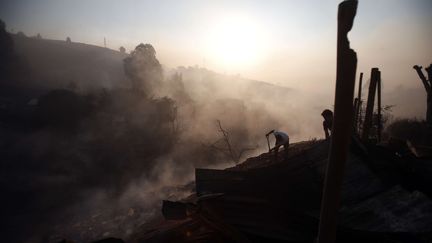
(104, 37, 106, 48)
(317, 1, 358, 243)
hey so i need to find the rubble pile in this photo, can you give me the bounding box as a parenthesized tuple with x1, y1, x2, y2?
(128, 138, 432, 243)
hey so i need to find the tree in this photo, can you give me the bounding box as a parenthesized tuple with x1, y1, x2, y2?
(123, 43, 163, 94)
(413, 64, 432, 125)
(66, 36, 71, 43)
(206, 120, 257, 165)
(36, 33, 42, 39)
(0, 19, 14, 64)
(16, 31, 26, 37)
(36, 89, 92, 131)
(119, 46, 126, 54)
(0, 19, 28, 83)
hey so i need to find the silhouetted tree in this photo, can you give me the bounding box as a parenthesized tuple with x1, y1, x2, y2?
(123, 43, 162, 94)
(0, 19, 28, 83)
(413, 64, 432, 125)
(16, 31, 26, 37)
(119, 46, 126, 54)
(0, 19, 14, 77)
(36, 33, 42, 39)
(164, 72, 193, 105)
(206, 120, 257, 164)
(36, 89, 92, 131)
(66, 36, 71, 43)
(67, 80, 78, 91)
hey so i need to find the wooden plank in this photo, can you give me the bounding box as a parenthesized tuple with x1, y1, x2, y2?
(354, 72, 363, 132)
(361, 68, 379, 141)
(162, 200, 188, 220)
(377, 72, 382, 142)
(195, 168, 246, 196)
(318, 1, 358, 243)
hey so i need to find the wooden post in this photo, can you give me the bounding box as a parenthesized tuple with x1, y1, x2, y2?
(377, 71, 382, 142)
(354, 72, 363, 132)
(358, 99, 363, 132)
(413, 64, 432, 125)
(428, 65, 432, 125)
(357, 72, 363, 101)
(353, 97, 359, 128)
(361, 68, 379, 141)
(317, 1, 358, 243)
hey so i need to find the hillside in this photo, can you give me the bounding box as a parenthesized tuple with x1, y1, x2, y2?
(11, 34, 128, 90)
(10, 35, 294, 96)
(5, 35, 326, 142)
(7, 34, 427, 122)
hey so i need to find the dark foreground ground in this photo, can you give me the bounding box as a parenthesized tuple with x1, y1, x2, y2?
(120, 137, 432, 243)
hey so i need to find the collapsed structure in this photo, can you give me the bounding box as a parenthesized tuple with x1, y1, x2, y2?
(131, 138, 432, 242)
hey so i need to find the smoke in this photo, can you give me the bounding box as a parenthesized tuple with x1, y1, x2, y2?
(383, 84, 427, 121)
(0, 35, 334, 241)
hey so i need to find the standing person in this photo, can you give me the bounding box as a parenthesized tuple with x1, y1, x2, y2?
(266, 130, 289, 161)
(321, 109, 334, 139)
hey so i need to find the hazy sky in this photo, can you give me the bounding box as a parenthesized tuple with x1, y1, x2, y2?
(1, 0, 431, 93)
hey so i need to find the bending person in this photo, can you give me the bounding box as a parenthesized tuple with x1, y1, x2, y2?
(266, 130, 289, 161)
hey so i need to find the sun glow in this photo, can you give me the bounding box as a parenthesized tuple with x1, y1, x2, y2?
(204, 14, 267, 69)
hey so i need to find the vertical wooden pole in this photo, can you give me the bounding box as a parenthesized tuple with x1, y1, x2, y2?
(317, 1, 358, 243)
(361, 68, 379, 142)
(354, 72, 363, 132)
(377, 71, 382, 142)
(357, 72, 363, 101)
(427, 64, 432, 125)
(358, 99, 363, 132)
(413, 64, 432, 125)
(353, 97, 359, 128)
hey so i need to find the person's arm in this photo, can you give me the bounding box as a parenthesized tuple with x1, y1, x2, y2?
(323, 122, 330, 139)
(265, 130, 275, 137)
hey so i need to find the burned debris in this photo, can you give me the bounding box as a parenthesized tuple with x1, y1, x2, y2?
(138, 138, 432, 242)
